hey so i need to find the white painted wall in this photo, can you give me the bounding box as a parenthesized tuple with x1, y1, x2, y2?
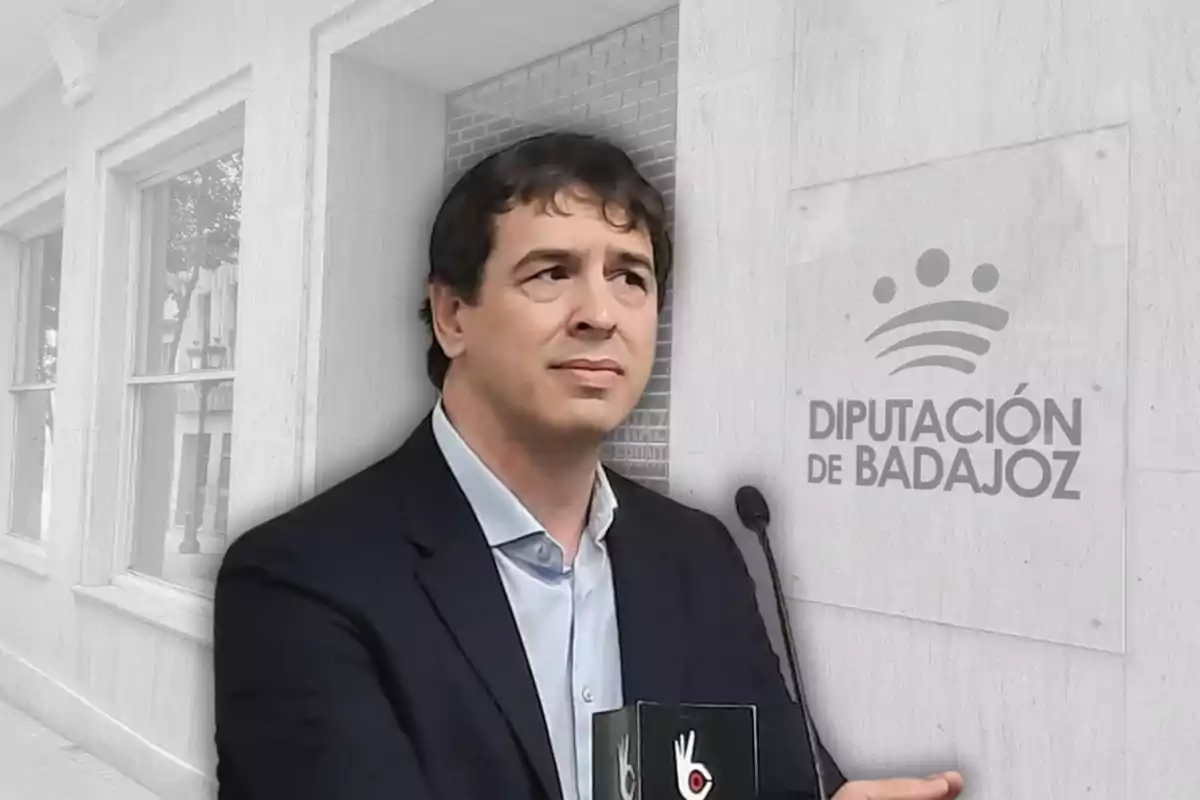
(0, 0, 364, 796)
(669, 1, 1200, 798)
(309, 55, 443, 495)
(0, 0, 673, 797)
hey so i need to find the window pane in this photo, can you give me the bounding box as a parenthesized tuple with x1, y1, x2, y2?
(131, 380, 234, 595)
(10, 389, 54, 540)
(139, 151, 242, 377)
(18, 229, 62, 385)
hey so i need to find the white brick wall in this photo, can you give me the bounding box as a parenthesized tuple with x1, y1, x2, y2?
(444, 9, 679, 492)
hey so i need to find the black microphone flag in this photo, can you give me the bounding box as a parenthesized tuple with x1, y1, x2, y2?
(593, 702, 758, 799)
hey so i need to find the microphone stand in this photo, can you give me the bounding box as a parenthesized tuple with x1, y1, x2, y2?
(737, 488, 829, 800)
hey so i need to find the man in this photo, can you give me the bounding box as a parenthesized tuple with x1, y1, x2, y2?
(213, 132, 964, 800)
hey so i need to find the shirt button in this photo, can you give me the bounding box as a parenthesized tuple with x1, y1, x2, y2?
(582, 687, 594, 703)
(536, 542, 550, 562)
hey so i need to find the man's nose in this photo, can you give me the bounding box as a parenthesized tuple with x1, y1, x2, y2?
(570, 272, 617, 336)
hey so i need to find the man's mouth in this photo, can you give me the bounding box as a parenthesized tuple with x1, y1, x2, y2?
(552, 359, 625, 375)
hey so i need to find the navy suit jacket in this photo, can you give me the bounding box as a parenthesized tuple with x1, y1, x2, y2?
(213, 416, 847, 799)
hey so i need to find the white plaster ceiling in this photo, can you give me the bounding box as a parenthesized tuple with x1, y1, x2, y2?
(0, 0, 673, 111)
(346, 0, 676, 92)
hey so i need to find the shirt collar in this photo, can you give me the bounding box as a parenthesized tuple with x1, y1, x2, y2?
(431, 401, 618, 549)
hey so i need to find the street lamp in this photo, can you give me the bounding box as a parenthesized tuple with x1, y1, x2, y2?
(180, 341, 226, 555)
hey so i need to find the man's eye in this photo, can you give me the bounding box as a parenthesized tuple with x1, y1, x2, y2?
(620, 270, 648, 289)
(534, 265, 569, 281)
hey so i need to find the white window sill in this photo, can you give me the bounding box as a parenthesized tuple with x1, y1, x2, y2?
(73, 573, 213, 647)
(0, 533, 51, 578)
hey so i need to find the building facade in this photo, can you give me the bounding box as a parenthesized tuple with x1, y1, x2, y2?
(0, 0, 1197, 798)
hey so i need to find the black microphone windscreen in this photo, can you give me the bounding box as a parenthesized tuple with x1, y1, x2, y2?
(734, 485, 770, 530)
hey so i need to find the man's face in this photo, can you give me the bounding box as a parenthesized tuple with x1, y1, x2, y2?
(432, 186, 659, 441)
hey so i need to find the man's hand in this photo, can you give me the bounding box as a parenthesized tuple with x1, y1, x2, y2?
(831, 770, 964, 800)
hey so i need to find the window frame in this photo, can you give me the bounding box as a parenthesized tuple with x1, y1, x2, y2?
(0, 176, 66, 578)
(74, 73, 250, 643)
(112, 138, 243, 594)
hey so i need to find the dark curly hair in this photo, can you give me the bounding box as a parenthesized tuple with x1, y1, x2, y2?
(419, 131, 672, 389)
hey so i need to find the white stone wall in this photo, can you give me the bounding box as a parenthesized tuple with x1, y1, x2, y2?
(0, 0, 1197, 798)
(669, 1, 1200, 798)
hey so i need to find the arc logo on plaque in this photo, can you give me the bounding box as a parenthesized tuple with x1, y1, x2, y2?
(784, 126, 1127, 650)
(866, 247, 1009, 377)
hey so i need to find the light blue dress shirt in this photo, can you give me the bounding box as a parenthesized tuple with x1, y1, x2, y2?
(431, 403, 624, 800)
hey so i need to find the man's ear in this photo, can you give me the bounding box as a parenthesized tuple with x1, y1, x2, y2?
(429, 282, 467, 360)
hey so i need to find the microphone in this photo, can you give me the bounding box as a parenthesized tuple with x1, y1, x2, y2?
(735, 485, 829, 800)
(593, 701, 758, 799)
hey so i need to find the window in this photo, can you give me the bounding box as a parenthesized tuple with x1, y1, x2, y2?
(7, 228, 63, 541)
(127, 149, 242, 595)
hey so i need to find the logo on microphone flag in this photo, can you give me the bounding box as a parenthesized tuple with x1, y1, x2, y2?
(673, 730, 713, 800)
(618, 734, 636, 800)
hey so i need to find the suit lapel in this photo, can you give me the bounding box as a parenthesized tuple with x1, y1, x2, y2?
(606, 478, 686, 706)
(395, 418, 561, 800)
